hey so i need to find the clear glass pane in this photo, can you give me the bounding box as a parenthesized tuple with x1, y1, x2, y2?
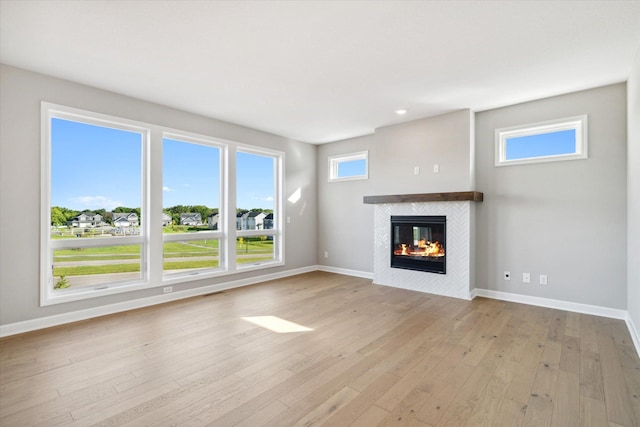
(236, 151, 275, 230)
(50, 118, 143, 238)
(337, 158, 366, 178)
(505, 129, 576, 160)
(162, 138, 220, 234)
(236, 236, 275, 265)
(163, 239, 220, 274)
(53, 244, 141, 290)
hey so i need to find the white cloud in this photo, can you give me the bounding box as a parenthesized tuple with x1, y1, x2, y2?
(69, 196, 123, 211)
(163, 186, 175, 192)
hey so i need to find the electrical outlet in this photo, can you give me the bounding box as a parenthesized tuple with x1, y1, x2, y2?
(433, 164, 439, 173)
(163, 286, 173, 294)
(286, 216, 291, 224)
(324, 251, 328, 258)
(414, 166, 420, 175)
(504, 271, 511, 281)
(523, 273, 530, 283)
(539, 274, 548, 285)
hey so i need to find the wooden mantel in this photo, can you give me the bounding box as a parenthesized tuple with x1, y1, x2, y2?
(363, 191, 483, 204)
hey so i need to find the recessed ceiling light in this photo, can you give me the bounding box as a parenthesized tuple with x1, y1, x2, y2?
(395, 109, 407, 115)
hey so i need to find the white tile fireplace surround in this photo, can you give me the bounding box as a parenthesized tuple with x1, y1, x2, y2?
(364, 192, 483, 300)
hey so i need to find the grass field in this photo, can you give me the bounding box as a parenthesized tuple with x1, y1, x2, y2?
(53, 238, 274, 280)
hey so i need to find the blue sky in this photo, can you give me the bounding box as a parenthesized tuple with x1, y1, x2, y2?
(505, 129, 576, 160)
(52, 118, 274, 211)
(51, 118, 142, 211)
(338, 158, 366, 177)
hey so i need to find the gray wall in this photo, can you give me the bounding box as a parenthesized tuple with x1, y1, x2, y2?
(628, 51, 640, 329)
(316, 134, 375, 274)
(371, 110, 474, 194)
(475, 84, 628, 309)
(316, 110, 474, 273)
(0, 64, 317, 326)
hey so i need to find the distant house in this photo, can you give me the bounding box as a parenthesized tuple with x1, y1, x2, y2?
(263, 213, 274, 230)
(112, 212, 139, 227)
(162, 212, 172, 227)
(68, 212, 103, 228)
(208, 213, 219, 230)
(180, 213, 202, 226)
(236, 212, 247, 230)
(235, 211, 268, 230)
(247, 211, 267, 230)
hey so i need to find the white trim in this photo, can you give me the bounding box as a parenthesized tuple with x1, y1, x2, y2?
(236, 146, 285, 269)
(0, 266, 316, 338)
(317, 265, 373, 280)
(625, 313, 640, 359)
(495, 115, 588, 167)
(41, 102, 150, 306)
(473, 288, 627, 319)
(328, 151, 369, 182)
(2, 267, 638, 360)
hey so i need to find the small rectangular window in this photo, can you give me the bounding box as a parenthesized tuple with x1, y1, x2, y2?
(495, 115, 587, 166)
(328, 151, 368, 181)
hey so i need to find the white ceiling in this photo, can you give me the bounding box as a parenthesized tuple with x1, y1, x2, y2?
(1, 1, 639, 144)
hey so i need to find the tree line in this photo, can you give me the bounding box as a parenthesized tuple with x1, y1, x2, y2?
(51, 205, 273, 226)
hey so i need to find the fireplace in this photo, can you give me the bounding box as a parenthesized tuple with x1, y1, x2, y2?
(390, 215, 446, 274)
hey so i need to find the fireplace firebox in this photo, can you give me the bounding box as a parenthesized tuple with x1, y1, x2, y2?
(390, 215, 446, 274)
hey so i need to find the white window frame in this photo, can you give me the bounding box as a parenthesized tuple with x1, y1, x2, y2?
(328, 151, 368, 182)
(41, 102, 286, 305)
(41, 103, 150, 306)
(495, 115, 588, 167)
(161, 131, 227, 282)
(235, 145, 284, 271)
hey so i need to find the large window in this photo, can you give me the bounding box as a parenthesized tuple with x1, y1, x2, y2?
(236, 148, 282, 268)
(42, 103, 284, 305)
(162, 134, 223, 278)
(495, 115, 588, 166)
(42, 104, 148, 304)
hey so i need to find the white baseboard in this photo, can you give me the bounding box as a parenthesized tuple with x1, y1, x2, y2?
(316, 265, 374, 280)
(473, 288, 627, 319)
(473, 288, 640, 359)
(3, 268, 638, 361)
(625, 313, 640, 359)
(0, 266, 317, 338)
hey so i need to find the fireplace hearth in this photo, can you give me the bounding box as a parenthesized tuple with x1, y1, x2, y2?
(391, 215, 446, 274)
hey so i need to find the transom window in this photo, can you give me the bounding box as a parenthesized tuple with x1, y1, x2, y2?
(495, 115, 588, 166)
(328, 151, 368, 181)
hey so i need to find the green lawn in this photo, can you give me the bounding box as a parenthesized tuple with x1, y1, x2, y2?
(53, 238, 273, 277)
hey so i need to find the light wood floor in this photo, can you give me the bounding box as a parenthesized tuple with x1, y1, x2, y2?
(1, 271, 639, 426)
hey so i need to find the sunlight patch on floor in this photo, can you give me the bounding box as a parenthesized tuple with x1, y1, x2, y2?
(241, 315, 313, 333)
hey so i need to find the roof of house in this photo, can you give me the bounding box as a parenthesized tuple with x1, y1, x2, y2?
(180, 213, 202, 220)
(113, 212, 138, 220)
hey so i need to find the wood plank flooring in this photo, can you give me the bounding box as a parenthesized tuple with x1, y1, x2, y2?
(1, 271, 639, 426)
